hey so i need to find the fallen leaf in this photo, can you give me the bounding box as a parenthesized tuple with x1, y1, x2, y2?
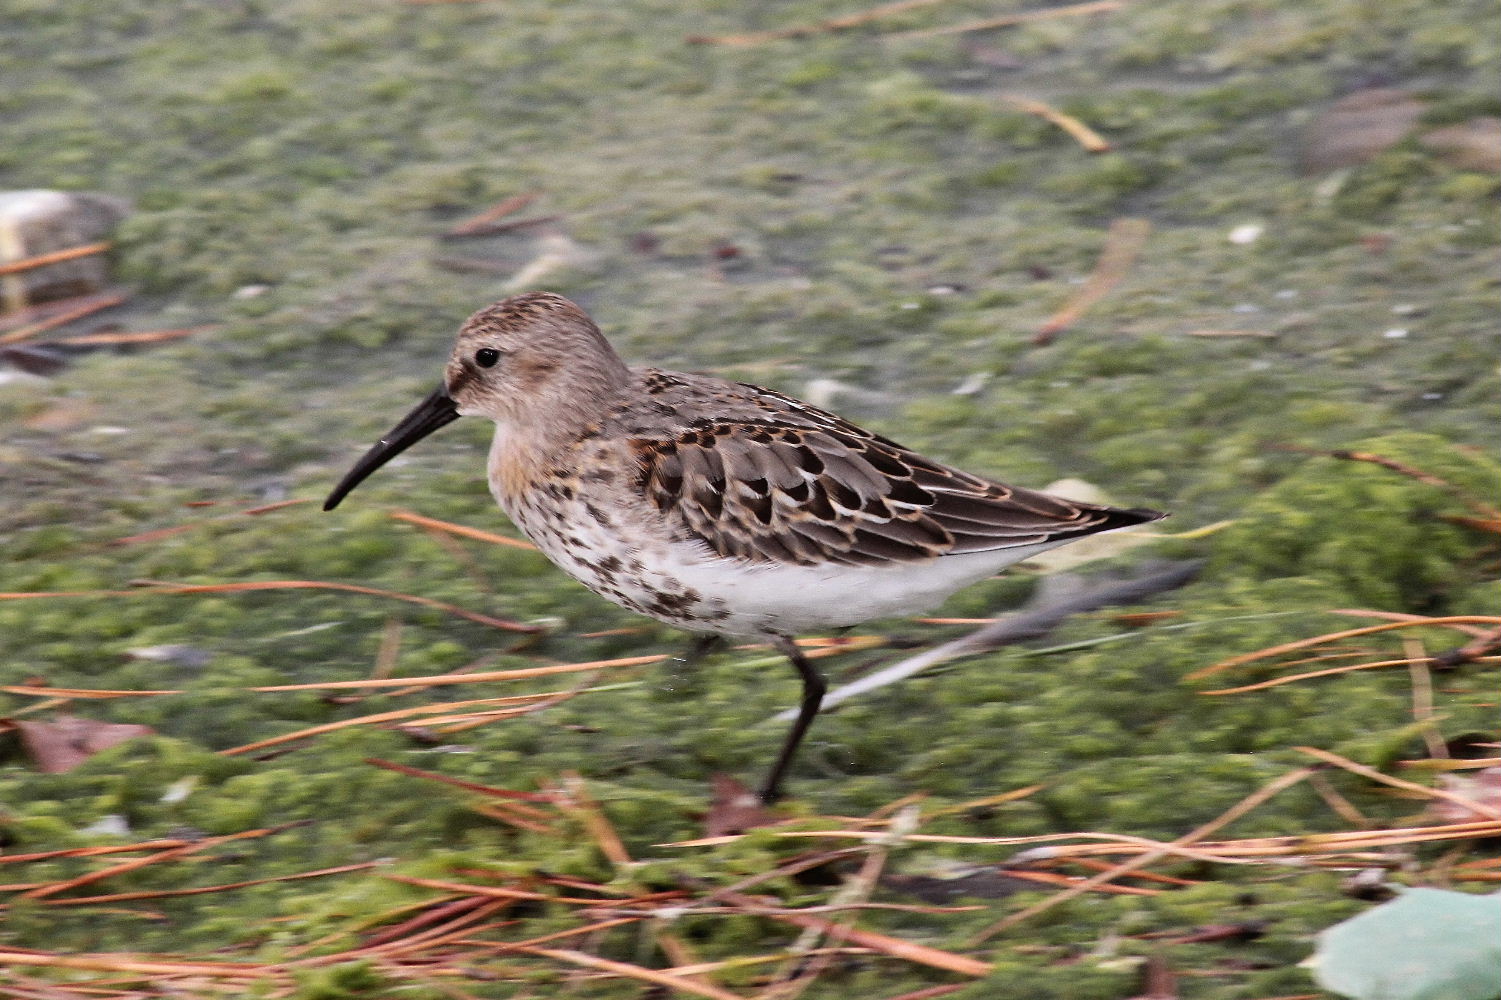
(1420, 117, 1501, 173)
(704, 773, 773, 837)
(15, 715, 154, 773)
(1301, 88, 1425, 173)
(1430, 766, 1501, 824)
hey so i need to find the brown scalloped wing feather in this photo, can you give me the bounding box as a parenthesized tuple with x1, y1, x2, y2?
(634, 385, 1161, 567)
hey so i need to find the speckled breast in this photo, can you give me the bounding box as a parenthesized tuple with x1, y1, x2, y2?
(499, 482, 733, 632)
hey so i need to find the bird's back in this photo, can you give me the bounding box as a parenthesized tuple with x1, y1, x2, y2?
(605, 366, 1163, 570)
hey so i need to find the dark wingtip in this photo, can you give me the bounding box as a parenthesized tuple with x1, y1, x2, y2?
(1113, 506, 1168, 526)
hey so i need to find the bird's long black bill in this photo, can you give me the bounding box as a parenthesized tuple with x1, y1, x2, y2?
(323, 385, 460, 511)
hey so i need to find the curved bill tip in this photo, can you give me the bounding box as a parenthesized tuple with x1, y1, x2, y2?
(323, 385, 460, 511)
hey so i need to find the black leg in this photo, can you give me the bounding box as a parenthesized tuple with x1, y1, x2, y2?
(757, 636, 827, 804)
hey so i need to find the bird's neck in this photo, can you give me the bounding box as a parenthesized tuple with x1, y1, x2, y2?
(485, 398, 602, 505)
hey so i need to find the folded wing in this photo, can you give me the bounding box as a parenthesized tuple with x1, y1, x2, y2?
(634, 385, 1162, 567)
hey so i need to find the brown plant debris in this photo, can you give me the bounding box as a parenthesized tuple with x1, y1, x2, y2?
(1277, 445, 1501, 525)
(688, 0, 955, 46)
(999, 93, 1112, 152)
(691, 0, 1125, 46)
(0, 240, 111, 277)
(50, 325, 213, 347)
(705, 773, 776, 837)
(0, 578, 540, 633)
(109, 498, 312, 546)
(12, 715, 154, 773)
(6, 764, 1499, 997)
(441, 191, 542, 238)
(1187, 614, 1501, 690)
(389, 508, 539, 550)
(0, 289, 129, 345)
(1034, 217, 1151, 345)
(883, 0, 1125, 41)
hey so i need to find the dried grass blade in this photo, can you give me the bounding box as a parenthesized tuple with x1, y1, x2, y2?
(1400, 757, 1501, 771)
(353, 899, 512, 957)
(0, 241, 112, 276)
(389, 509, 538, 550)
(355, 896, 491, 950)
(110, 498, 311, 546)
(217, 692, 570, 756)
(0, 950, 271, 979)
(1295, 746, 1501, 821)
(386, 873, 635, 907)
(502, 916, 643, 948)
(556, 771, 634, 870)
(470, 802, 558, 834)
(363, 757, 555, 803)
(513, 946, 748, 1000)
(0, 288, 126, 331)
(0, 290, 129, 345)
(1034, 217, 1150, 344)
(1186, 616, 1501, 680)
(1, 684, 181, 698)
(0, 839, 200, 865)
(999, 94, 1111, 152)
(688, 0, 953, 46)
(252, 653, 666, 692)
(884, 0, 1123, 40)
(441, 191, 541, 237)
(21, 825, 299, 901)
(53, 326, 212, 346)
(1329, 609, 1495, 635)
(21, 862, 378, 907)
(924, 784, 1044, 818)
(662, 948, 869, 979)
(0, 580, 538, 633)
(385, 874, 550, 903)
(877, 986, 968, 1000)
(741, 901, 990, 977)
(1323, 449, 1501, 520)
(1201, 655, 1457, 695)
(970, 766, 1318, 941)
(667, 829, 1233, 864)
(999, 869, 1159, 894)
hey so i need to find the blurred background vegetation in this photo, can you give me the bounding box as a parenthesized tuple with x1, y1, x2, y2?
(1, 1, 1497, 996)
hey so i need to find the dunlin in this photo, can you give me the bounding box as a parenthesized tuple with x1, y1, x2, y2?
(325, 292, 1165, 802)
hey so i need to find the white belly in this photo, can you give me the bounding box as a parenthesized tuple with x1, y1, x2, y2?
(503, 481, 1061, 636)
(653, 540, 1061, 635)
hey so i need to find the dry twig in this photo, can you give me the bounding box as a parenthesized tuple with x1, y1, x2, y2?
(0, 290, 128, 345)
(969, 766, 1318, 941)
(999, 94, 1111, 152)
(884, 0, 1124, 40)
(0, 578, 539, 633)
(688, 0, 954, 45)
(1035, 217, 1150, 345)
(441, 191, 542, 238)
(0, 241, 111, 277)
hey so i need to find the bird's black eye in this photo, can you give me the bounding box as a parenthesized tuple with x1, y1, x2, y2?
(474, 348, 501, 368)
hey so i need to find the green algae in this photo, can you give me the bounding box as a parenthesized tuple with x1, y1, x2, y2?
(2, 0, 1499, 995)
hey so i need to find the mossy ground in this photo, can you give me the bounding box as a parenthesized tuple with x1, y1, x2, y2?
(1, 1, 1498, 997)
